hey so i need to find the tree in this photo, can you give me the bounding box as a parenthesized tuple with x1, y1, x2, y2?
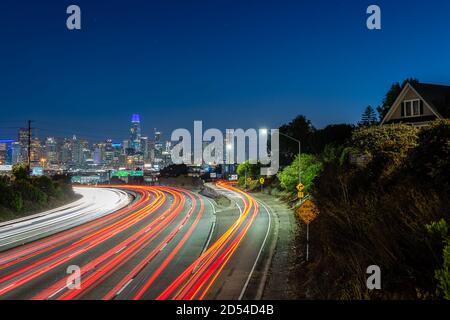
(310, 124, 354, 154)
(320, 143, 346, 164)
(277, 154, 322, 193)
(377, 78, 419, 121)
(12, 164, 28, 181)
(33, 176, 56, 197)
(359, 105, 378, 126)
(236, 161, 262, 179)
(279, 115, 315, 166)
(236, 161, 263, 186)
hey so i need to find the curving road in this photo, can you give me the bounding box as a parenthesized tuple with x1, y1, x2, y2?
(0, 187, 131, 252)
(0, 182, 273, 300)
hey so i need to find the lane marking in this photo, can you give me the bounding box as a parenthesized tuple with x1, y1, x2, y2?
(192, 189, 244, 274)
(115, 246, 127, 254)
(48, 285, 66, 299)
(116, 279, 133, 296)
(238, 197, 272, 300)
(202, 198, 217, 255)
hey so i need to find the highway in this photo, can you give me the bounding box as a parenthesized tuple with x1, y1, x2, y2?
(0, 187, 131, 252)
(0, 182, 273, 300)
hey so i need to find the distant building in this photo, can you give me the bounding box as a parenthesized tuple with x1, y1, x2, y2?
(30, 137, 42, 164)
(104, 139, 114, 166)
(45, 137, 58, 164)
(141, 136, 158, 164)
(130, 114, 141, 153)
(71, 135, 83, 165)
(60, 138, 72, 165)
(381, 82, 450, 127)
(0, 139, 14, 165)
(18, 128, 30, 164)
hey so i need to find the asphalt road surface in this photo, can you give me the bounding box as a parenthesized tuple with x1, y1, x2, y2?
(0, 182, 273, 300)
(0, 187, 131, 252)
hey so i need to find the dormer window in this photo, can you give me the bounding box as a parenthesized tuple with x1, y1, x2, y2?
(402, 99, 423, 117)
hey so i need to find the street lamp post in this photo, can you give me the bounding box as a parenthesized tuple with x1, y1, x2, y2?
(260, 129, 301, 185)
(226, 143, 232, 179)
(261, 129, 309, 260)
(278, 132, 301, 185)
(278, 131, 311, 261)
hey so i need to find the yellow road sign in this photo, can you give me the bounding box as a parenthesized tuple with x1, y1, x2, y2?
(259, 177, 265, 185)
(296, 183, 305, 191)
(246, 177, 252, 183)
(296, 199, 319, 224)
(297, 191, 304, 199)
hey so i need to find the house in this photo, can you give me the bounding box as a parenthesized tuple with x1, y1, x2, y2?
(381, 82, 450, 127)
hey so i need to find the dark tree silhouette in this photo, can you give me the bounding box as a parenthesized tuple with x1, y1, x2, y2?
(359, 105, 378, 126)
(278, 115, 315, 166)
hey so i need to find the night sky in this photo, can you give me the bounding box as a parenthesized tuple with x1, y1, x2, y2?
(1, 0, 450, 142)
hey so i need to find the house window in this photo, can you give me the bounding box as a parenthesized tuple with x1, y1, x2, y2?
(403, 99, 422, 117)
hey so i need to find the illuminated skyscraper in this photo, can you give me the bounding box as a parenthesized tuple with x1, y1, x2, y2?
(0, 139, 14, 165)
(130, 114, 141, 153)
(45, 137, 57, 164)
(71, 135, 83, 165)
(18, 128, 30, 164)
(30, 138, 42, 164)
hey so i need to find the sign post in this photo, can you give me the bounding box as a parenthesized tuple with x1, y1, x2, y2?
(306, 223, 309, 261)
(296, 199, 319, 262)
(259, 177, 265, 192)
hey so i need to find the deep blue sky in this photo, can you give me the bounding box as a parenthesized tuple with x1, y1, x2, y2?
(1, 0, 450, 142)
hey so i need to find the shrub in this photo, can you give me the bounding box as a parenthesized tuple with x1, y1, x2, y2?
(10, 191, 23, 212)
(351, 124, 418, 177)
(277, 154, 322, 193)
(12, 164, 28, 180)
(409, 120, 450, 188)
(14, 180, 48, 206)
(427, 219, 450, 300)
(33, 176, 57, 197)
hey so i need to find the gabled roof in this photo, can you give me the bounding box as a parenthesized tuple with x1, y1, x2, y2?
(413, 83, 450, 118)
(381, 82, 450, 125)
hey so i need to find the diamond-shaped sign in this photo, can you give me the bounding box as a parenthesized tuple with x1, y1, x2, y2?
(296, 199, 319, 224)
(296, 183, 305, 191)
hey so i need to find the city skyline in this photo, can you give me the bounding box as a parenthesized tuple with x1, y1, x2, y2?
(1, 0, 450, 139)
(0, 113, 173, 171)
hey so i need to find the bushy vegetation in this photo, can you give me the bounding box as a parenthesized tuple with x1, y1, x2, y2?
(426, 219, 450, 299)
(277, 154, 322, 193)
(235, 161, 277, 191)
(304, 120, 450, 299)
(0, 165, 75, 221)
